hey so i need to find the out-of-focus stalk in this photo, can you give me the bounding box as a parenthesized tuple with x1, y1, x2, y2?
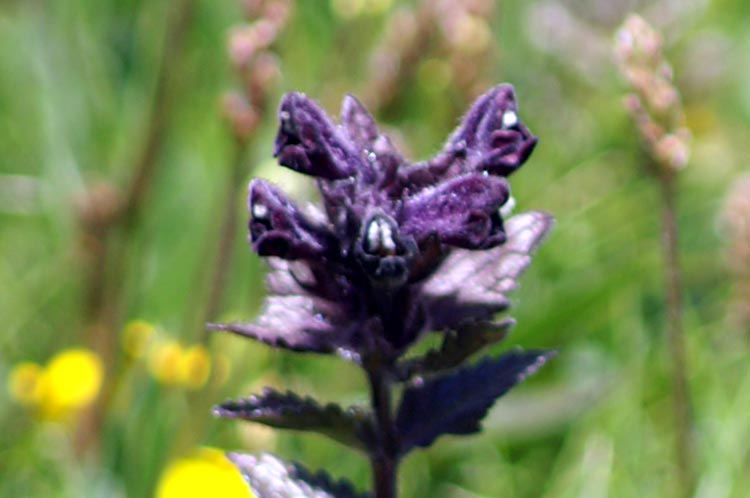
(719, 175, 750, 338)
(201, 0, 289, 341)
(364, 0, 497, 113)
(615, 14, 693, 498)
(75, 0, 196, 457)
(168, 0, 291, 459)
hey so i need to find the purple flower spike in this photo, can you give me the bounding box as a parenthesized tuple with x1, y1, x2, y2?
(214, 85, 555, 498)
(217, 85, 550, 361)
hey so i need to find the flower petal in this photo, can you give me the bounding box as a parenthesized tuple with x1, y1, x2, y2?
(274, 93, 364, 180)
(402, 84, 537, 188)
(340, 94, 403, 190)
(448, 84, 537, 176)
(249, 179, 337, 260)
(340, 94, 378, 149)
(400, 173, 510, 249)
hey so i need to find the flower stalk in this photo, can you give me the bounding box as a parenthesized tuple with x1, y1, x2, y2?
(659, 169, 693, 498)
(202, 0, 290, 340)
(368, 368, 398, 498)
(615, 14, 694, 497)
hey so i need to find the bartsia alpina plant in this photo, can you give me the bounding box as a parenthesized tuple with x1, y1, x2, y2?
(210, 84, 555, 498)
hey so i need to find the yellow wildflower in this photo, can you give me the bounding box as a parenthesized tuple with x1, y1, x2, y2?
(156, 447, 253, 498)
(179, 345, 211, 390)
(122, 320, 156, 358)
(7, 362, 44, 406)
(148, 341, 184, 386)
(7, 348, 104, 421)
(38, 348, 104, 419)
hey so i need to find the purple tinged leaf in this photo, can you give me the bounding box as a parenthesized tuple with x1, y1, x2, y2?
(215, 388, 373, 451)
(421, 211, 554, 330)
(396, 318, 516, 381)
(228, 453, 371, 498)
(274, 93, 364, 180)
(207, 295, 347, 353)
(396, 350, 556, 453)
(400, 173, 510, 249)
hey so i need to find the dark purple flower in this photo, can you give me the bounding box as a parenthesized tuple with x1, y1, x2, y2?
(211, 84, 550, 364)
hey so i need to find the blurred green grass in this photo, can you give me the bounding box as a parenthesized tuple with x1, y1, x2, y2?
(1, 0, 748, 497)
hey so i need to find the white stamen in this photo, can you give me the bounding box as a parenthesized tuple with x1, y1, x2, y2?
(502, 110, 518, 129)
(252, 203, 269, 219)
(380, 221, 396, 252)
(367, 151, 377, 162)
(500, 195, 516, 218)
(366, 217, 397, 253)
(367, 219, 381, 251)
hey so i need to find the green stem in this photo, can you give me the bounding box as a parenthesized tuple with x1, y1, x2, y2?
(75, 0, 196, 458)
(200, 138, 249, 341)
(658, 170, 694, 498)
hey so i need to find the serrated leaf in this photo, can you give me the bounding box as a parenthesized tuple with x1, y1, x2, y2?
(228, 453, 371, 498)
(421, 211, 554, 331)
(397, 318, 515, 380)
(396, 349, 556, 454)
(215, 388, 373, 451)
(207, 295, 345, 353)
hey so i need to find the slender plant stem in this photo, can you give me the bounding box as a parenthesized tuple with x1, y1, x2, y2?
(200, 138, 250, 341)
(166, 139, 251, 457)
(121, 0, 195, 230)
(367, 367, 398, 498)
(658, 170, 694, 498)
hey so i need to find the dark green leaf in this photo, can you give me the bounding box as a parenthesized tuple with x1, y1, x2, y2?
(397, 318, 515, 380)
(215, 388, 374, 451)
(396, 349, 556, 454)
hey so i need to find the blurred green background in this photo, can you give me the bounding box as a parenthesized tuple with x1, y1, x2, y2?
(1, 0, 748, 497)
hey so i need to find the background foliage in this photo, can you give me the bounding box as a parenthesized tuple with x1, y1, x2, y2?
(0, 0, 748, 497)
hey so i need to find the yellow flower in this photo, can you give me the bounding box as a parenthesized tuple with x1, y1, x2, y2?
(122, 320, 156, 358)
(38, 348, 104, 419)
(156, 447, 253, 498)
(179, 345, 211, 390)
(148, 341, 214, 390)
(148, 341, 184, 386)
(7, 362, 44, 406)
(7, 348, 104, 421)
